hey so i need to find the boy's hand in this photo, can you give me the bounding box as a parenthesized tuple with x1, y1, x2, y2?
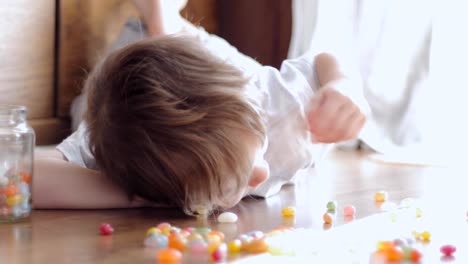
(307, 84, 366, 143)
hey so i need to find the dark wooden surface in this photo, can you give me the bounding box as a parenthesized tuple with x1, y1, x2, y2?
(1, 149, 465, 263)
(218, 0, 292, 68)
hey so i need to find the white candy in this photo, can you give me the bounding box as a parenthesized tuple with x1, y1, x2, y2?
(217, 212, 238, 223)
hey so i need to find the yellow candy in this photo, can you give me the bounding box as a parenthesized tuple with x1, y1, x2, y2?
(146, 227, 161, 236)
(374, 191, 388, 202)
(419, 231, 431, 241)
(227, 239, 242, 254)
(6, 195, 22, 206)
(415, 208, 422, 218)
(281, 206, 296, 217)
(208, 241, 221, 253)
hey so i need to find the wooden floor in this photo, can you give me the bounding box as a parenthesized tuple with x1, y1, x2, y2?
(1, 149, 467, 263)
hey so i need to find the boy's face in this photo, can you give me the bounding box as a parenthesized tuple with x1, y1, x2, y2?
(216, 136, 270, 208)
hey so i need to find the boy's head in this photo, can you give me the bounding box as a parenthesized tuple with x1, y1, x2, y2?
(84, 35, 268, 214)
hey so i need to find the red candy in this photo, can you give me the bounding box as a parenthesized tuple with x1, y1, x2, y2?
(99, 223, 114, 236)
(440, 245, 456, 256)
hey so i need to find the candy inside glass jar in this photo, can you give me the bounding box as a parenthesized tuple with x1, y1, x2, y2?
(0, 105, 35, 223)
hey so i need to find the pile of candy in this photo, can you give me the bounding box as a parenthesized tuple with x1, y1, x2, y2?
(373, 239, 422, 262)
(141, 222, 281, 262)
(0, 171, 32, 222)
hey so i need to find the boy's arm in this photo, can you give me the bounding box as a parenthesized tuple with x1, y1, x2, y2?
(308, 53, 367, 143)
(131, 0, 185, 36)
(33, 150, 144, 209)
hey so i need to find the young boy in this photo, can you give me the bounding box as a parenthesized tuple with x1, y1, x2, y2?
(33, 1, 366, 215)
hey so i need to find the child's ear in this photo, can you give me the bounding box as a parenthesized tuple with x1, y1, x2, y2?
(248, 163, 269, 188)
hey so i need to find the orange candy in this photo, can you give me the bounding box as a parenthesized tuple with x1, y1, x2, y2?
(157, 248, 182, 262)
(20, 172, 32, 183)
(384, 247, 403, 262)
(323, 212, 334, 224)
(168, 233, 186, 251)
(246, 237, 269, 254)
(4, 185, 18, 197)
(410, 249, 422, 262)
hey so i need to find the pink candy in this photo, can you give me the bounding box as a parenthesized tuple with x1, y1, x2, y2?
(99, 223, 114, 236)
(344, 205, 356, 217)
(440, 245, 456, 256)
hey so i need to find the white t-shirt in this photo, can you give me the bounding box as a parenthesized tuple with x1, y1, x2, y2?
(58, 19, 331, 198)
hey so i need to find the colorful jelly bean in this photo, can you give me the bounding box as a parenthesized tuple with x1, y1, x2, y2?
(227, 239, 242, 254)
(168, 232, 186, 251)
(187, 239, 208, 254)
(323, 212, 334, 224)
(207, 230, 225, 242)
(217, 212, 238, 223)
(20, 172, 32, 183)
(326, 201, 337, 211)
(157, 222, 172, 235)
(211, 243, 227, 262)
(246, 237, 269, 254)
(344, 205, 356, 216)
(6, 195, 22, 206)
(4, 185, 18, 197)
(410, 249, 422, 262)
(440, 245, 456, 256)
(374, 191, 388, 202)
(99, 223, 114, 236)
(419, 231, 431, 241)
(281, 206, 296, 217)
(157, 248, 182, 262)
(146, 227, 161, 236)
(144, 234, 168, 248)
(194, 227, 211, 235)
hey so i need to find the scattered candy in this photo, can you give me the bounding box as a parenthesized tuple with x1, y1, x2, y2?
(415, 208, 422, 218)
(246, 236, 269, 254)
(344, 205, 356, 217)
(323, 212, 334, 224)
(144, 234, 168, 248)
(168, 232, 186, 251)
(157, 222, 172, 235)
(326, 201, 337, 211)
(227, 239, 242, 254)
(157, 248, 182, 262)
(440, 245, 456, 256)
(19, 172, 32, 183)
(410, 249, 422, 262)
(281, 206, 296, 217)
(419, 231, 431, 241)
(211, 243, 227, 262)
(99, 223, 114, 236)
(217, 212, 238, 223)
(194, 227, 211, 235)
(374, 191, 388, 202)
(146, 227, 161, 237)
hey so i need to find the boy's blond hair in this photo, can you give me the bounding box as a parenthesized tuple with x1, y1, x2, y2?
(84, 36, 265, 214)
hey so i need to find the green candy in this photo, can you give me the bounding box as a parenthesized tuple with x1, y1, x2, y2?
(326, 201, 337, 211)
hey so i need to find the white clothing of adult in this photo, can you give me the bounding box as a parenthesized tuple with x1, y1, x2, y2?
(289, 0, 437, 154)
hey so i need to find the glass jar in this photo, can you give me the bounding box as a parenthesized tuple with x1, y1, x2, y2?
(0, 105, 35, 223)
